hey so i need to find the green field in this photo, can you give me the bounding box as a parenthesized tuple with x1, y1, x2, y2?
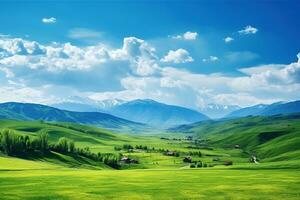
(0, 116, 300, 199)
(1, 168, 300, 200)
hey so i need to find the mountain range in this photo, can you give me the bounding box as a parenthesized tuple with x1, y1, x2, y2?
(53, 99, 209, 127)
(198, 104, 240, 119)
(0, 102, 144, 133)
(226, 100, 300, 118)
(107, 99, 209, 127)
(1, 99, 300, 130)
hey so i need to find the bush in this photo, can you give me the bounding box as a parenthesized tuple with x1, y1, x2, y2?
(183, 156, 192, 163)
(196, 161, 203, 168)
(123, 144, 134, 150)
(114, 146, 122, 151)
(190, 163, 196, 168)
(224, 160, 233, 166)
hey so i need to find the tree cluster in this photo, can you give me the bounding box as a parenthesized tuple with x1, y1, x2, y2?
(0, 129, 120, 169)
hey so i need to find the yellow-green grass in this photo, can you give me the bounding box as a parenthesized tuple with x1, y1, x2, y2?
(1, 119, 300, 199)
(0, 166, 299, 200)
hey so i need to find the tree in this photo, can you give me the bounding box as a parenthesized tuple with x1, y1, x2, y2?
(69, 140, 75, 153)
(1, 129, 13, 155)
(37, 132, 49, 153)
(56, 137, 69, 153)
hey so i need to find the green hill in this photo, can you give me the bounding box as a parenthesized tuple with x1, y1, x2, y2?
(171, 113, 300, 164)
(0, 102, 147, 133)
(0, 117, 300, 199)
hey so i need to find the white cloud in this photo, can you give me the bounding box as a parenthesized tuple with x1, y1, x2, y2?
(202, 56, 219, 62)
(238, 25, 258, 35)
(224, 37, 234, 43)
(93, 53, 300, 108)
(183, 31, 198, 40)
(161, 49, 193, 63)
(42, 17, 56, 24)
(68, 28, 102, 39)
(171, 31, 198, 40)
(0, 35, 300, 109)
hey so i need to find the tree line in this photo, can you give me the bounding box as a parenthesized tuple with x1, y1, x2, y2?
(0, 129, 120, 169)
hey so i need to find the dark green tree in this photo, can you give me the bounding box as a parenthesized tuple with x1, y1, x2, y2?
(37, 132, 49, 153)
(56, 137, 69, 153)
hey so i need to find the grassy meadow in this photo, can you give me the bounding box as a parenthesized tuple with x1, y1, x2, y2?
(0, 117, 300, 199)
(0, 164, 299, 200)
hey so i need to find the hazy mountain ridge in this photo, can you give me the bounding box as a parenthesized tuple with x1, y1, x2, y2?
(0, 102, 144, 132)
(108, 99, 209, 127)
(226, 100, 300, 118)
(199, 103, 240, 119)
(52, 99, 210, 127)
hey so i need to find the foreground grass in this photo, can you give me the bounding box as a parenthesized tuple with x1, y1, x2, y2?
(1, 119, 300, 199)
(0, 167, 299, 200)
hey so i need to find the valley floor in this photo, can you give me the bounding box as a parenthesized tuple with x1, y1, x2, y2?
(0, 165, 300, 200)
(0, 119, 300, 199)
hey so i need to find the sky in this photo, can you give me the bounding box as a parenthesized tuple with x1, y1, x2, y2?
(0, 0, 299, 110)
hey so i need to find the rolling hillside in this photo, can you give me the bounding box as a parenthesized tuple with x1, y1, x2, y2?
(170, 113, 300, 164)
(0, 102, 145, 133)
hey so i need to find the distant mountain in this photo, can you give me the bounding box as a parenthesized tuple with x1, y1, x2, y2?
(226, 100, 300, 118)
(0, 102, 144, 133)
(199, 104, 240, 119)
(51, 98, 126, 112)
(226, 104, 268, 118)
(96, 99, 126, 110)
(261, 100, 300, 116)
(51, 102, 101, 112)
(108, 99, 209, 127)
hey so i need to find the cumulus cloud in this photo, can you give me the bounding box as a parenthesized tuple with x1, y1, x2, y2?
(93, 53, 300, 108)
(171, 31, 198, 40)
(238, 25, 258, 35)
(0, 36, 160, 93)
(224, 37, 234, 43)
(202, 56, 219, 62)
(42, 17, 56, 24)
(161, 49, 193, 63)
(0, 35, 299, 110)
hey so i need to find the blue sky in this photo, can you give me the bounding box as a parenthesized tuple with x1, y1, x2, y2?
(0, 1, 299, 109)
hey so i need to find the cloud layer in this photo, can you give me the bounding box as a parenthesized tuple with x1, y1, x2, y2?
(0, 35, 299, 109)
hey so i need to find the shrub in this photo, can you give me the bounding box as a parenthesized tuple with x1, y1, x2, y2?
(197, 161, 203, 168)
(183, 156, 192, 163)
(123, 144, 134, 150)
(190, 163, 196, 168)
(114, 146, 122, 151)
(224, 160, 233, 166)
